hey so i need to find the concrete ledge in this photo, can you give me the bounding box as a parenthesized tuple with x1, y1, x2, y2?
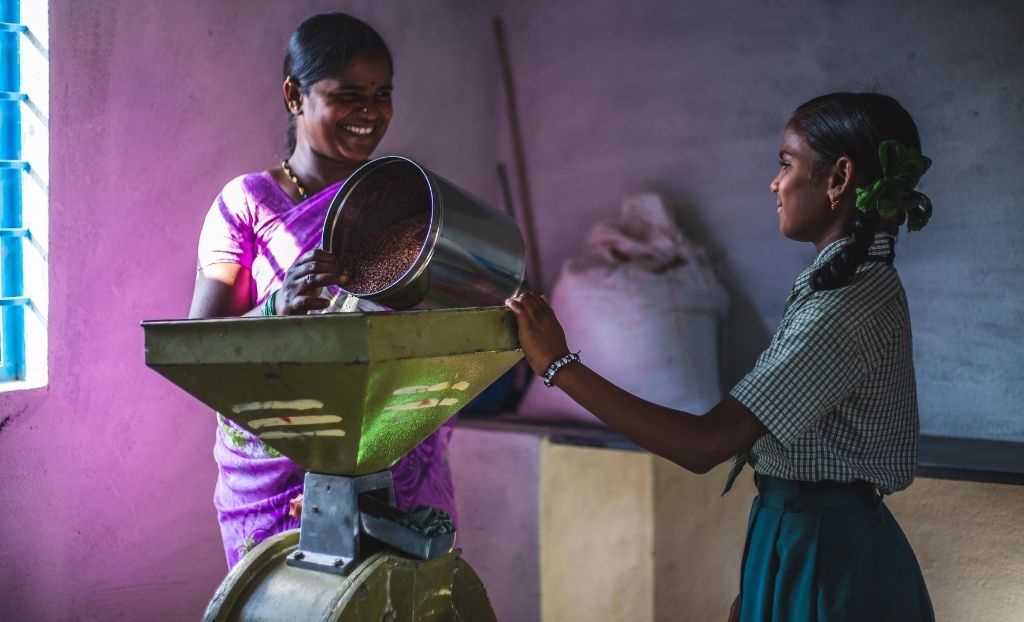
(458, 414, 1024, 486)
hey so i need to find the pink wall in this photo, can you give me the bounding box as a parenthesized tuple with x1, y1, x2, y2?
(449, 429, 540, 622)
(0, 1, 506, 618)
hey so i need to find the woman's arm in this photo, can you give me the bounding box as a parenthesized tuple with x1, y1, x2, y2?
(189, 263, 259, 318)
(507, 292, 766, 473)
(189, 250, 351, 319)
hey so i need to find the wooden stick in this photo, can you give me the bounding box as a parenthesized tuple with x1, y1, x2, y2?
(493, 15, 544, 292)
(496, 162, 517, 220)
(497, 162, 531, 291)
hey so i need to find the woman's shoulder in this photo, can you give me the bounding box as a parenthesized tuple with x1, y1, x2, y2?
(211, 171, 294, 224)
(216, 171, 281, 204)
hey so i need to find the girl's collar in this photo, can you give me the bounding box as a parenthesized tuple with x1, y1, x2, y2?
(811, 231, 897, 268)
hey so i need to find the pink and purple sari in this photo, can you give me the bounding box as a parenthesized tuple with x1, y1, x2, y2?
(198, 172, 457, 569)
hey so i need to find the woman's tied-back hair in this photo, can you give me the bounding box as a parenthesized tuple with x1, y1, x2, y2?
(789, 92, 930, 291)
(283, 12, 393, 153)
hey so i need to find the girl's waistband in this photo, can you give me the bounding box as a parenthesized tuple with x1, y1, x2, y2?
(755, 475, 882, 511)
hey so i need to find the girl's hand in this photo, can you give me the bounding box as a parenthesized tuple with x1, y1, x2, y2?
(505, 292, 571, 376)
(278, 249, 348, 315)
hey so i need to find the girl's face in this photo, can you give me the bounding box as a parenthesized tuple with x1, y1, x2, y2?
(770, 126, 838, 246)
(297, 54, 393, 168)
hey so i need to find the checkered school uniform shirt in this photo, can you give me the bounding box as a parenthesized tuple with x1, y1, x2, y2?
(729, 232, 919, 493)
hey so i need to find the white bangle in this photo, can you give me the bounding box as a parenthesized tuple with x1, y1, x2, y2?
(543, 351, 580, 387)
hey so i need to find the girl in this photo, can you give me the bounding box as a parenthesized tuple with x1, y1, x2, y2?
(189, 12, 457, 569)
(507, 92, 935, 621)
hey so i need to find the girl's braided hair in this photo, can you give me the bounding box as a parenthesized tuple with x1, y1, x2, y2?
(789, 93, 933, 291)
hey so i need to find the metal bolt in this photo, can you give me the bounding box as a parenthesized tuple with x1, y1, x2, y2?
(333, 558, 345, 567)
(312, 506, 320, 513)
(293, 551, 305, 560)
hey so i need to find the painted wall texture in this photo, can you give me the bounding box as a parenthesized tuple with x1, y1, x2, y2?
(496, 0, 1024, 440)
(0, 1, 500, 619)
(540, 441, 656, 622)
(448, 428, 540, 622)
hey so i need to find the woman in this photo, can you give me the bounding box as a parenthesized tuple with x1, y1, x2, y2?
(507, 92, 935, 621)
(189, 12, 457, 569)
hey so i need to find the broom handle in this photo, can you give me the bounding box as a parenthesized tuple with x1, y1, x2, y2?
(493, 15, 544, 292)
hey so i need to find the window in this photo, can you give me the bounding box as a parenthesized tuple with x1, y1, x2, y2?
(0, 0, 47, 387)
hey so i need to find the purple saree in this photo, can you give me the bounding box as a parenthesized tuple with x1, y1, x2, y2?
(198, 172, 457, 568)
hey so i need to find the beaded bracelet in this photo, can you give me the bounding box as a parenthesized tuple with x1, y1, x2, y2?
(260, 289, 279, 316)
(543, 351, 580, 387)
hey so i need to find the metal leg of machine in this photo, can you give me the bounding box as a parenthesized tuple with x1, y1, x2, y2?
(203, 470, 494, 621)
(284, 470, 457, 576)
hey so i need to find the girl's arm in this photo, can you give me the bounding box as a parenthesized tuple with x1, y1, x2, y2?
(507, 293, 766, 473)
(551, 363, 764, 473)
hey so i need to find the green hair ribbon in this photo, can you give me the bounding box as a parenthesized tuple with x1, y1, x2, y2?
(854, 140, 933, 231)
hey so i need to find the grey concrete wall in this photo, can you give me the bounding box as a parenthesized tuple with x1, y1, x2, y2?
(497, 0, 1024, 440)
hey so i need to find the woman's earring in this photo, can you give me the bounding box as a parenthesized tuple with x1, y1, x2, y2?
(829, 195, 839, 211)
(290, 103, 301, 115)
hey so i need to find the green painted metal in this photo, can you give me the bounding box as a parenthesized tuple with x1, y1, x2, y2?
(143, 307, 522, 475)
(202, 529, 497, 621)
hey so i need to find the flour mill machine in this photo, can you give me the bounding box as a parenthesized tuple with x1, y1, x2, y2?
(144, 156, 526, 620)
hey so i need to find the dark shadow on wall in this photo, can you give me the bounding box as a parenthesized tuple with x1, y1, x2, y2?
(651, 187, 772, 392)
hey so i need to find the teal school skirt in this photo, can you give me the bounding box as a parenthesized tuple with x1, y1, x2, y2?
(739, 476, 935, 621)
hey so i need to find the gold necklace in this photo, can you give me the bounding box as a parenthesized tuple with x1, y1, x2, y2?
(281, 159, 308, 201)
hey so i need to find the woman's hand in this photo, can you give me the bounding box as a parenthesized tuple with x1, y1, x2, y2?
(277, 249, 348, 315)
(505, 292, 571, 376)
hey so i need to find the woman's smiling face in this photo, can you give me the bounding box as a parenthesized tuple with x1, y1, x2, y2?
(771, 126, 835, 245)
(297, 53, 393, 168)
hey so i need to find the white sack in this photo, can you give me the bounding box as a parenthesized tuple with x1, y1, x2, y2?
(517, 193, 729, 423)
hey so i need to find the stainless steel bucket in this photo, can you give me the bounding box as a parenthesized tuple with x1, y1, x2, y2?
(321, 156, 525, 310)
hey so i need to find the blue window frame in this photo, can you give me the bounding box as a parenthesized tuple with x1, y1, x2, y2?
(0, 0, 46, 384)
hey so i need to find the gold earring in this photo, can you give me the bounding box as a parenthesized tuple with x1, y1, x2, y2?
(829, 195, 839, 211)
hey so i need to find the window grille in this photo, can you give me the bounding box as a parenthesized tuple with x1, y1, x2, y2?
(0, 0, 47, 386)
